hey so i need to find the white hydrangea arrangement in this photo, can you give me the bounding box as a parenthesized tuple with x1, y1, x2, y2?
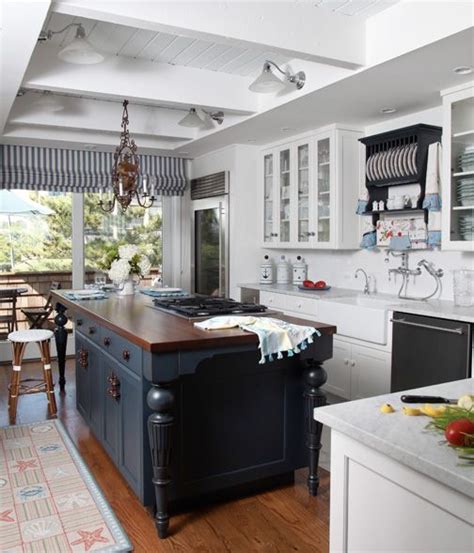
(107, 244, 151, 285)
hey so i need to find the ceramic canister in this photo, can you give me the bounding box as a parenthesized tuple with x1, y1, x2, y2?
(292, 255, 307, 284)
(276, 255, 290, 284)
(259, 255, 274, 284)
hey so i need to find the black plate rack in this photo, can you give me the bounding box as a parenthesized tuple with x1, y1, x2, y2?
(359, 124, 442, 223)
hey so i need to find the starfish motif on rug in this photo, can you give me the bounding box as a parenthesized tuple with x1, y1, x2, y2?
(0, 509, 15, 522)
(71, 527, 109, 551)
(13, 459, 38, 472)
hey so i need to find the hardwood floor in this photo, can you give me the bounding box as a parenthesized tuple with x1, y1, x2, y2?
(0, 360, 330, 552)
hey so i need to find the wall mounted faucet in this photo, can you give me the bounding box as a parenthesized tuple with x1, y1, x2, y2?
(385, 251, 443, 301)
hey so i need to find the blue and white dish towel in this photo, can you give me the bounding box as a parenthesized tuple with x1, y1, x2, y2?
(194, 316, 320, 364)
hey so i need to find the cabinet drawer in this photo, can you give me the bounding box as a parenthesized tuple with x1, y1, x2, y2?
(75, 315, 101, 344)
(259, 291, 287, 310)
(100, 328, 142, 376)
(285, 295, 318, 317)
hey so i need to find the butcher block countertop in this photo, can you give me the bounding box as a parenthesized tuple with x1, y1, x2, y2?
(52, 290, 336, 353)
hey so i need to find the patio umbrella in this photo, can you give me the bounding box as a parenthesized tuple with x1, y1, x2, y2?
(0, 190, 54, 271)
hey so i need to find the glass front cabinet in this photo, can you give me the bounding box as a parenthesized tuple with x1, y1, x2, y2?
(441, 82, 474, 252)
(261, 125, 363, 249)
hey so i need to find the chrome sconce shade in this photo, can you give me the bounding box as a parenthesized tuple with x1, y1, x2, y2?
(178, 108, 225, 127)
(38, 23, 105, 65)
(249, 60, 306, 93)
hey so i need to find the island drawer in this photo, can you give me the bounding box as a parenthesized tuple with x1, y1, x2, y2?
(259, 291, 287, 310)
(75, 315, 102, 344)
(100, 328, 142, 376)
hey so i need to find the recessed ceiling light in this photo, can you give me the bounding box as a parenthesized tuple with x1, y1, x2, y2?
(247, 139, 256, 143)
(380, 107, 397, 114)
(281, 126, 293, 132)
(453, 66, 473, 75)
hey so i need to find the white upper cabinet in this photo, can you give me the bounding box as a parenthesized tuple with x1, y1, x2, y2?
(441, 81, 474, 252)
(261, 125, 363, 249)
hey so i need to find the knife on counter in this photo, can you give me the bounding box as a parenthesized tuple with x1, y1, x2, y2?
(401, 395, 458, 404)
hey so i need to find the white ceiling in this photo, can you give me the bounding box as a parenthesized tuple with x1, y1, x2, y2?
(43, 12, 291, 77)
(1, 0, 472, 157)
(313, 0, 400, 18)
(175, 28, 474, 157)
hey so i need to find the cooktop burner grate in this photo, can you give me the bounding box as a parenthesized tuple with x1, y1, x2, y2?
(152, 296, 268, 318)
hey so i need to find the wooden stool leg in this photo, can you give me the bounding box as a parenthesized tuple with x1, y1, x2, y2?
(38, 340, 57, 417)
(9, 342, 27, 424)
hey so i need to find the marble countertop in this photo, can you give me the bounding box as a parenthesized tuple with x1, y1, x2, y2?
(314, 379, 474, 498)
(239, 283, 474, 323)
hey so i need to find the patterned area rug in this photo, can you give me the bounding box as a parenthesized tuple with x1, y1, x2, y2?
(0, 420, 131, 552)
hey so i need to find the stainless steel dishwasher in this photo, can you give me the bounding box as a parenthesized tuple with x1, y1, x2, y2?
(391, 312, 472, 392)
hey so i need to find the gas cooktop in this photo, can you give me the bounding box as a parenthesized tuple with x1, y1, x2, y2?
(151, 295, 270, 319)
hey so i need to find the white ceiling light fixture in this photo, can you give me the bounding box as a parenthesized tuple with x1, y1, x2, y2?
(453, 66, 473, 75)
(178, 108, 204, 128)
(380, 107, 397, 114)
(38, 23, 105, 65)
(249, 60, 306, 94)
(178, 108, 225, 127)
(36, 91, 64, 113)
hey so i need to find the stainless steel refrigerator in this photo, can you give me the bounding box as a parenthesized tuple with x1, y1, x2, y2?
(191, 172, 229, 297)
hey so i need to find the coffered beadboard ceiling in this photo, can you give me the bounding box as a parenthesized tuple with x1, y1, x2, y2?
(314, 0, 400, 17)
(42, 12, 291, 76)
(1, 0, 472, 157)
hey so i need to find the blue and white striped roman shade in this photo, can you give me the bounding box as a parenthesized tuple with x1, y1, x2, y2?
(0, 145, 188, 196)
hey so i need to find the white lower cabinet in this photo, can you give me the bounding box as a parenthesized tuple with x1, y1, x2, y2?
(322, 340, 352, 399)
(350, 344, 391, 400)
(324, 338, 391, 400)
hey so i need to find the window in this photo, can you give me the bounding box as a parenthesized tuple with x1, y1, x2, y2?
(83, 193, 163, 281)
(0, 190, 72, 273)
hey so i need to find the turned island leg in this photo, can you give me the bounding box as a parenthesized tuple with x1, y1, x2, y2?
(54, 303, 68, 392)
(303, 360, 327, 496)
(147, 384, 175, 539)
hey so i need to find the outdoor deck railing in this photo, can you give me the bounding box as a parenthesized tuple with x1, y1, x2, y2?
(0, 269, 160, 331)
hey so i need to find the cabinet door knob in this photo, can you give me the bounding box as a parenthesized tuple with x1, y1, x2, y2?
(78, 348, 88, 369)
(344, 358, 349, 365)
(107, 372, 121, 400)
(351, 360, 356, 367)
(103, 337, 111, 347)
(88, 326, 96, 335)
(76, 319, 83, 327)
(122, 349, 130, 362)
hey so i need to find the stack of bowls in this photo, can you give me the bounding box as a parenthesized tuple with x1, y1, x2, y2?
(458, 213, 474, 241)
(458, 144, 474, 172)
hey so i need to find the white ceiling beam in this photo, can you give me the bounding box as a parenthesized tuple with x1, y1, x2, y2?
(0, 0, 51, 133)
(51, 0, 365, 69)
(10, 95, 196, 140)
(23, 44, 257, 114)
(3, 124, 190, 154)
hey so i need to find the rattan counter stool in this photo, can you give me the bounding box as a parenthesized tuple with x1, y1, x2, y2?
(7, 329, 57, 424)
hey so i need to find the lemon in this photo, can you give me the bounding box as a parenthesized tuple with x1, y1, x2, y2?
(380, 403, 395, 414)
(420, 404, 447, 417)
(457, 395, 474, 410)
(402, 406, 422, 416)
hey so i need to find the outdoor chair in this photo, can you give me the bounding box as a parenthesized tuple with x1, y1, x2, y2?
(0, 289, 19, 339)
(21, 281, 61, 329)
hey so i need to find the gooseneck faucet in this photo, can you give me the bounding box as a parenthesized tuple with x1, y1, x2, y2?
(354, 268, 370, 295)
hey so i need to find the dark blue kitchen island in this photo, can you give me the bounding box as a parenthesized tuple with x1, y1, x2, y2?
(52, 291, 336, 539)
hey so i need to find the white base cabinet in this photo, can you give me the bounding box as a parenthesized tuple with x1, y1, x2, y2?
(329, 431, 473, 553)
(324, 337, 391, 400)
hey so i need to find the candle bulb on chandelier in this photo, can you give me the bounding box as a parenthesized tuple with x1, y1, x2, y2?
(118, 178, 124, 197)
(143, 177, 148, 195)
